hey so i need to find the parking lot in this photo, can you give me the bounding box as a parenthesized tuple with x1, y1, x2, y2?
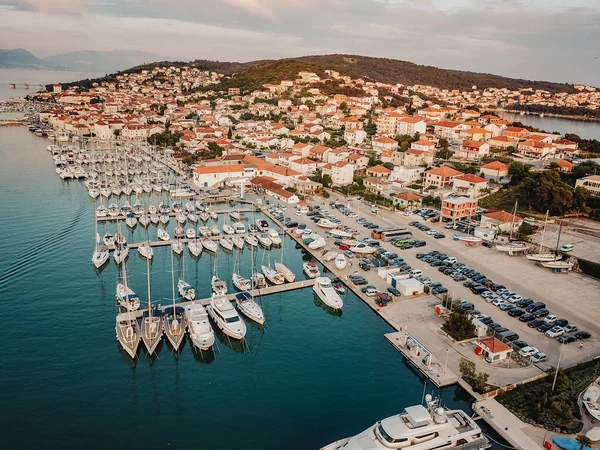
(262, 189, 600, 375)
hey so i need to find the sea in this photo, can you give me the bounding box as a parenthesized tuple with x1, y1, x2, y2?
(0, 70, 513, 450)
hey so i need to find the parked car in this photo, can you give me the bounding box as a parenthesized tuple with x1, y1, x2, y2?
(528, 319, 544, 328)
(545, 326, 565, 338)
(536, 323, 553, 333)
(543, 315, 558, 324)
(557, 335, 578, 344)
(559, 244, 574, 252)
(576, 331, 591, 340)
(563, 324, 578, 333)
(387, 287, 401, 296)
(499, 303, 513, 311)
(508, 308, 526, 318)
(533, 308, 550, 319)
(519, 346, 539, 357)
(555, 319, 569, 328)
(432, 286, 448, 294)
(511, 340, 529, 350)
(532, 352, 547, 363)
(519, 313, 536, 323)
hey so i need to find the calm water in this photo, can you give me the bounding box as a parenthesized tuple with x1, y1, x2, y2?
(0, 125, 503, 450)
(499, 111, 600, 140)
(0, 68, 104, 101)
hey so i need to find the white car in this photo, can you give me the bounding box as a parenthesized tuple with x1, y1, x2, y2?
(485, 294, 498, 303)
(519, 346, 539, 357)
(508, 294, 523, 303)
(444, 257, 457, 264)
(544, 315, 558, 324)
(404, 211, 413, 216)
(493, 299, 506, 307)
(426, 230, 437, 235)
(546, 326, 565, 338)
(532, 352, 547, 363)
(559, 244, 574, 252)
(564, 324, 578, 333)
(481, 291, 493, 299)
(295, 211, 302, 216)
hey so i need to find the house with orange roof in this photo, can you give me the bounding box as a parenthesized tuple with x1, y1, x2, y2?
(433, 120, 461, 140)
(193, 164, 251, 188)
(453, 174, 488, 197)
(425, 165, 464, 188)
(372, 136, 398, 154)
(411, 138, 436, 152)
(488, 135, 514, 149)
(344, 128, 367, 145)
(554, 159, 574, 173)
(460, 127, 492, 142)
(347, 153, 369, 171)
(517, 139, 556, 158)
(404, 149, 434, 167)
(475, 337, 512, 363)
(393, 192, 423, 209)
(554, 139, 578, 154)
(291, 142, 313, 158)
(366, 165, 392, 178)
(481, 210, 523, 233)
(308, 145, 330, 161)
(456, 140, 490, 161)
(289, 157, 317, 176)
(441, 197, 477, 222)
(502, 126, 529, 141)
(480, 161, 509, 181)
(364, 177, 393, 196)
(397, 116, 427, 136)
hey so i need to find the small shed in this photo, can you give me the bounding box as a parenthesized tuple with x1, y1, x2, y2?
(396, 278, 424, 296)
(475, 337, 512, 363)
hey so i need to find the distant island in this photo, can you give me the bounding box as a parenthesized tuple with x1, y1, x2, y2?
(0, 48, 163, 73)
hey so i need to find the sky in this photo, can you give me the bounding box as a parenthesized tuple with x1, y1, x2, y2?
(0, 0, 599, 85)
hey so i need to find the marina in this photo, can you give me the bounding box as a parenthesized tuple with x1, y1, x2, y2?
(0, 124, 506, 450)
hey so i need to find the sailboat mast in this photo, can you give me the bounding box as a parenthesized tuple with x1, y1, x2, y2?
(555, 222, 562, 255)
(171, 249, 176, 311)
(539, 210, 549, 253)
(509, 200, 518, 241)
(146, 249, 152, 318)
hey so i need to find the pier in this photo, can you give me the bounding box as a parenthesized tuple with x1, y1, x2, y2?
(96, 207, 258, 222)
(116, 278, 316, 321)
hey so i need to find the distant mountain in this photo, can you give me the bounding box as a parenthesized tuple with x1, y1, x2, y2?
(0, 48, 164, 73)
(44, 50, 163, 73)
(0, 48, 60, 69)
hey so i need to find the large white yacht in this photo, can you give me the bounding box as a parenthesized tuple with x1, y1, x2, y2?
(313, 277, 343, 310)
(207, 294, 247, 340)
(321, 396, 490, 450)
(184, 304, 215, 351)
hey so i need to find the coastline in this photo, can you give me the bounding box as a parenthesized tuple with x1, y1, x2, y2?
(495, 108, 600, 124)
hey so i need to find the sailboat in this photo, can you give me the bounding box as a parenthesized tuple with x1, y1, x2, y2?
(92, 212, 109, 269)
(496, 200, 530, 253)
(115, 262, 141, 358)
(164, 251, 185, 351)
(275, 230, 295, 282)
(113, 221, 129, 265)
(232, 235, 244, 250)
(268, 229, 282, 246)
(236, 247, 265, 324)
(219, 235, 234, 251)
(202, 237, 217, 253)
(245, 234, 259, 248)
(261, 264, 284, 285)
(140, 258, 163, 355)
(211, 251, 228, 295)
(158, 228, 170, 241)
(526, 211, 561, 262)
(178, 255, 196, 301)
(171, 238, 184, 255)
(232, 250, 252, 291)
(188, 232, 203, 257)
(116, 268, 141, 311)
(138, 230, 154, 260)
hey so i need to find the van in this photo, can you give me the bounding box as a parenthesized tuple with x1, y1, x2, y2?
(408, 269, 423, 277)
(525, 301, 546, 313)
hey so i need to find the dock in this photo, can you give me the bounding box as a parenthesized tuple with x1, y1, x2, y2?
(117, 278, 316, 321)
(96, 207, 258, 222)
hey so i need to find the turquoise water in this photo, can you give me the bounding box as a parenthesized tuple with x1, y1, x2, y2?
(0, 127, 502, 449)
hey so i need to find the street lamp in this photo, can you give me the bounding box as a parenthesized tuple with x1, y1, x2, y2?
(444, 349, 449, 373)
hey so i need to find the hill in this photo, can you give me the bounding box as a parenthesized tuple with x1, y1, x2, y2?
(55, 53, 579, 94)
(0, 48, 60, 69)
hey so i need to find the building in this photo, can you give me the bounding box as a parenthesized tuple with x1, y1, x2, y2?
(344, 129, 367, 145)
(441, 197, 477, 222)
(456, 140, 490, 161)
(397, 117, 427, 136)
(404, 149, 434, 167)
(453, 174, 488, 198)
(288, 157, 317, 176)
(575, 175, 600, 195)
(347, 153, 369, 170)
(366, 165, 392, 178)
(193, 164, 250, 188)
(322, 161, 354, 186)
(228, 88, 240, 96)
(364, 177, 392, 196)
(433, 120, 461, 141)
(395, 278, 424, 296)
(480, 161, 509, 181)
(372, 136, 399, 154)
(503, 126, 529, 140)
(475, 337, 512, 363)
(425, 165, 464, 188)
(480, 210, 524, 233)
(389, 166, 425, 186)
(554, 160, 574, 173)
(487, 135, 515, 149)
(393, 192, 423, 209)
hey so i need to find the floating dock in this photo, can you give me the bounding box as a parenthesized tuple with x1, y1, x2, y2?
(96, 207, 258, 222)
(117, 278, 316, 321)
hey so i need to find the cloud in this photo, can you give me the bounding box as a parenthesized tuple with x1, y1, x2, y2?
(0, 0, 599, 85)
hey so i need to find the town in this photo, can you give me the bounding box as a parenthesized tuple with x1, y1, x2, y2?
(18, 63, 600, 449)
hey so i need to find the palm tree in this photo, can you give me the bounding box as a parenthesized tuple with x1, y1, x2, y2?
(576, 434, 592, 450)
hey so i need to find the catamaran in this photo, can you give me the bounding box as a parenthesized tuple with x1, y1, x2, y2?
(140, 258, 163, 355)
(313, 277, 343, 310)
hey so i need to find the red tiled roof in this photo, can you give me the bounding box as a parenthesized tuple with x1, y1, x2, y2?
(483, 210, 523, 223)
(481, 161, 508, 171)
(426, 165, 463, 177)
(455, 174, 486, 184)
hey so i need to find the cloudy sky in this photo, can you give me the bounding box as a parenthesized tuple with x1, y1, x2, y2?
(1, 0, 599, 85)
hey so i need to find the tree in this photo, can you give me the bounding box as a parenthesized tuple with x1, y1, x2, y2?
(508, 161, 532, 185)
(576, 434, 592, 450)
(515, 222, 534, 241)
(459, 358, 489, 394)
(436, 148, 453, 160)
(443, 310, 476, 341)
(439, 138, 449, 150)
(383, 162, 394, 171)
(459, 358, 476, 380)
(322, 174, 332, 188)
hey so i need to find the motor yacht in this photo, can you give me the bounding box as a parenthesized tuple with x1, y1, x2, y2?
(232, 273, 252, 291)
(261, 265, 284, 285)
(335, 254, 347, 270)
(350, 243, 377, 254)
(207, 294, 247, 340)
(223, 223, 235, 235)
(157, 228, 170, 241)
(313, 277, 343, 310)
(177, 279, 196, 301)
(184, 304, 215, 351)
(198, 226, 211, 237)
(320, 395, 489, 450)
(317, 218, 338, 229)
(211, 275, 228, 295)
(256, 219, 269, 232)
(268, 229, 282, 246)
(245, 234, 259, 248)
(303, 262, 321, 279)
(233, 222, 246, 234)
(258, 233, 272, 249)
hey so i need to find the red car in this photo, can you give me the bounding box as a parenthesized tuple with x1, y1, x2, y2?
(339, 244, 350, 251)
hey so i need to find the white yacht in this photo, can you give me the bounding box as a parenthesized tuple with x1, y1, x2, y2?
(320, 396, 489, 450)
(258, 233, 272, 248)
(313, 277, 343, 310)
(335, 254, 347, 270)
(261, 265, 285, 285)
(113, 246, 129, 265)
(177, 279, 196, 301)
(233, 222, 246, 234)
(496, 242, 529, 253)
(350, 243, 377, 254)
(232, 273, 252, 291)
(232, 236, 244, 250)
(253, 272, 267, 289)
(188, 239, 203, 257)
(303, 261, 321, 279)
(116, 283, 141, 311)
(219, 236, 234, 251)
(329, 228, 353, 238)
(88, 188, 100, 199)
(245, 234, 259, 248)
(108, 203, 120, 217)
(199, 211, 210, 222)
(184, 304, 215, 351)
(141, 306, 163, 356)
(95, 205, 108, 218)
(207, 294, 247, 340)
(139, 214, 149, 227)
(235, 292, 265, 325)
(160, 213, 170, 225)
(174, 226, 185, 239)
(186, 227, 196, 239)
(223, 223, 235, 235)
(187, 212, 198, 223)
(309, 237, 326, 250)
(125, 214, 137, 229)
(256, 219, 269, 232)
(210, 224, 220, 236)
(317, 218, 338, 229)
(210, 210, 218, 220)
(157, 228, 170, 241)
(324, 251, 339, 262)
(230, 210, 241, 221)
(171, 239, 184, 255)
(202, 237, 217, 253)
(92, 248, 109, 269)
(198, 226, 211, 237)
(268, 229, 282, 246)
(211, 275, 228, 295)
(103, 232, 115, 248)
(275, 263, 295, 282)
